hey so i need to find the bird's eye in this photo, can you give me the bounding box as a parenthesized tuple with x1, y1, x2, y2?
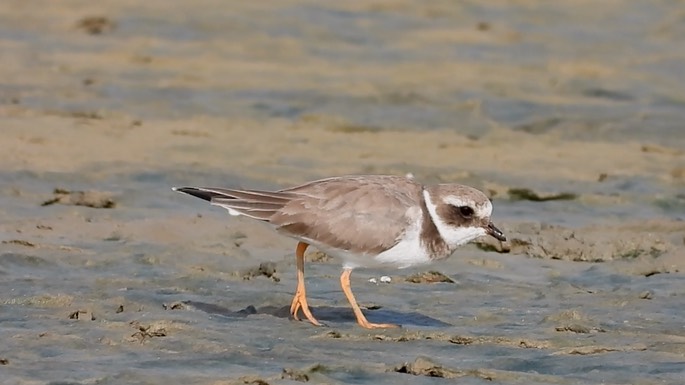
(457, 206, 474, 218)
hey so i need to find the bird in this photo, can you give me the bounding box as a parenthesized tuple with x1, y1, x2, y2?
(173, 175, 506, 329)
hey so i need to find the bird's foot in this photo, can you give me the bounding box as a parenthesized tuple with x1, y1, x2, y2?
(357, 321, 400, 329)
(289, 291, 323, 326)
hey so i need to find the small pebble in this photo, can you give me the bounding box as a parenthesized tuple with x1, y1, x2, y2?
(368, 277, 378, 284)
(380, 275, 392, 283)
(639, 290, 653, 300)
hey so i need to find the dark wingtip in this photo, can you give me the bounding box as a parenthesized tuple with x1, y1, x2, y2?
(172, 187, 214, 202)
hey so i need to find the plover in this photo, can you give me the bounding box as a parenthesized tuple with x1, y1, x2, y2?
(173, 175, 506, 329)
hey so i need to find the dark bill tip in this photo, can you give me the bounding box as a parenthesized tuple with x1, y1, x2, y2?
(486, 222, 506, 242)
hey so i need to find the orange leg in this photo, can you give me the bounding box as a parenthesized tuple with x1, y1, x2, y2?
(289, 242, 322, 326)
(340, 268, 399, 329)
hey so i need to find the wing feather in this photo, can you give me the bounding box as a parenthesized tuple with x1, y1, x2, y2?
(271, 175, 421, 254)
(175, 175, 422, 254)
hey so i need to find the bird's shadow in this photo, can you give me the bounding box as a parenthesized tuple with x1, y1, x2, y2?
(180, 300, 451, 328)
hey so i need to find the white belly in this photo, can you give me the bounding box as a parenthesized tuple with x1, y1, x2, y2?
(309, 227, 433, 270)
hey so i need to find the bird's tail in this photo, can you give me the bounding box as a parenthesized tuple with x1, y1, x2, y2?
(172, 187, 295, 221)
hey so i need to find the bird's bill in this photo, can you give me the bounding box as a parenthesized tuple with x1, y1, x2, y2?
(485, 222, 506, 242)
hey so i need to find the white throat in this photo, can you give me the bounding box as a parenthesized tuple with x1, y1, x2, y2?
(422, 189, 486, 249)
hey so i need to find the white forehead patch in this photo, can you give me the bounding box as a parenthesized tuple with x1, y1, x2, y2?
(442, 195, 492, 218)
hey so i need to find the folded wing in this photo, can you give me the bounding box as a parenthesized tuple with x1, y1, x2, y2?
(173, 175, 422, 255)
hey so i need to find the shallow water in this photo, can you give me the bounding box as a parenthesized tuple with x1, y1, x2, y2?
(1, 1, 685, 384)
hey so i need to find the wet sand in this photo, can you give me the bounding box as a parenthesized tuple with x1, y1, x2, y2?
(1, 1, 684, 384)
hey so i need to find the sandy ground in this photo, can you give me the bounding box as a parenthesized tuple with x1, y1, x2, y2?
(1, 1, 684, 384)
